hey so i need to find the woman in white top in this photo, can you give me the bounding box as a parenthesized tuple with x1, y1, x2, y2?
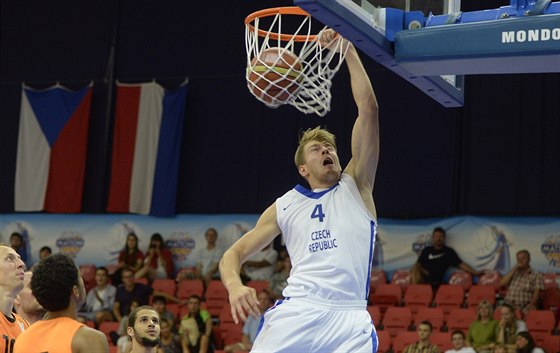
(515, 331, 545, 353)
(445, 330, 477, 353)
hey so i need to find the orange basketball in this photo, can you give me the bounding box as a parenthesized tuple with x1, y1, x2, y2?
(247, 47, 303, 105)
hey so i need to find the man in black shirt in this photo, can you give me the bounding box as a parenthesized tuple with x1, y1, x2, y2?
(411, 227, 481, 288)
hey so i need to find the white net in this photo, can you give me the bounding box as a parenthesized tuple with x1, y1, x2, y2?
(245, 7, 349, 117)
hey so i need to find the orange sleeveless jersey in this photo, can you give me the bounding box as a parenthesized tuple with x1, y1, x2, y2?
(13, 317, 84, 353)
(0, 312, 30, 353)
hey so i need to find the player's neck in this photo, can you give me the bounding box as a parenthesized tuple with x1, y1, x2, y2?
(0, 291, 17, 317)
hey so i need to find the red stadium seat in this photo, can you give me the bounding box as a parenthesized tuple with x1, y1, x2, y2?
(542, 272, 560, 289)
(446, 308, 476, 335)
(434, 285, 465, 320)
(449, 271, 472, 292)
(431, 332, 452, 352)
(540, 333, 560, 353)
(368, 305, 382, 327)
(177, 279, 204, 299)
(392, 331, 419, 353)
(98, 321, 120, 342)
(369, 283, 402, 312)
(403, 284, 433, 314)
(542, 287, 560, 311)
(371, 269, 388, 288)
(376, 329, 392, 353)
(382, 306, 412, 338)
(247, 280, 269, 293)
(413, 307, 445, 332)
(478, 270, 502, 292)
(391, 270, 411, 293)
(220, 322, 244, 345)
(152, 278, 176, 296)
(219, 303, 235, 325)
(524, 309, 556, 345)
(467, 285, 496, 309)
(79, 264, 97, 292)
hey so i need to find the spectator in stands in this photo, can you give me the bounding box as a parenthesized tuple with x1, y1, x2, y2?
(13, 271, 46, 324)
(10, 232, 29, 268)
(78, 266, 116, 327)
(39, 246, 52, 260)
(500, 250, 544, 315)
(181, 228, 223, 286)
(242, 243, 278, 281)
(152, 295, 176, 327)
(113, 232, 144, 286)
(159, 317, 182, 353)
(403, 321, 439, 353)
(113, 268, 153, 322)
(514, 332, 544, 353)
(179, 295, 214, 353)
(445, 330, 476, 353)
(466, 299, 499, 353)
(496, 303, 527, 353)
(223, 290, 274, 353)
(135, 233, 175, 282)
(411, 227, 481, 288)
(269, 254, 291, 299)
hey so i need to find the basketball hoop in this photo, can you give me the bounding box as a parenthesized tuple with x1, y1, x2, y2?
(245, 7, 349, 117)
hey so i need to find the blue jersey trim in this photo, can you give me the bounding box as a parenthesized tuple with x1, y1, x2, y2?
(371, 322, 378, 353)
(294, 182, 338, 199)
(365, 220, 376, 300)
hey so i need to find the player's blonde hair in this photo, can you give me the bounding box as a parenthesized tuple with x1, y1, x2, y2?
(294, 126, 337, 167)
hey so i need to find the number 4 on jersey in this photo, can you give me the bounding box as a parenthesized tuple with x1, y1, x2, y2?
(311, 204, 325, 222)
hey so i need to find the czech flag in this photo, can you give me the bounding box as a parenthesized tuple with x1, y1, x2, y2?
(107, 81, 187, 217)
(15, 84, 92, 213)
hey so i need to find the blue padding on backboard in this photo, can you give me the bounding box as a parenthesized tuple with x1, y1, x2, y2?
(395, 14, 560, 75)
(294, 0, 465, 107)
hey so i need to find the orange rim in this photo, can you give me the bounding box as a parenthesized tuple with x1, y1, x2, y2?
(245, 6, 317, 42)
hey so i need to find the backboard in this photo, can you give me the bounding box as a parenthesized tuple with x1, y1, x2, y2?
(294, 0, 560, 108)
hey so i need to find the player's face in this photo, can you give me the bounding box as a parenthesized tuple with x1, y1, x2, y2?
(300, 140, 341, 184)
(451, 333, 465, 350)
(16, 271, 45, 317)
(131, 309, 161, 347)
(0, 246, 25, 294)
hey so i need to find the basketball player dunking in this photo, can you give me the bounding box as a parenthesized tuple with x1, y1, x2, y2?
(219, 29, 380, 352)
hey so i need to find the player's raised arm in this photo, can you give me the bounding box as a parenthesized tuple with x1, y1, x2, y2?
(219, 203, 281, 324)
(342, 38, 380, 193)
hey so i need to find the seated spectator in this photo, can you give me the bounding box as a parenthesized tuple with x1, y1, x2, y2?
(403, 321, 439, 353)
(466, 300, 499, 353)
(78, 266, 116, 327)
(159, 317, 183, 353)
(410, 227, 481, 288)
(10, 232, 29, 269)
(112, 232, 144, 286)
(135, 233, 175, 282)
(113, 268, 153, 322)
(179, 295, 214, 353)
(269, 255, 291, 299)
(496, 303, 527, 353)
(152, 295, 176, 327)
(514, 332, 544, 353)
(273, 245, 288, 273)
(242, 243, 278, 281)
(177, 228, 223, 286)
(500, 250, 544, 315)
(445, 330, 476, 353)
(224, 290, 274, 353)
(38, 246, 52, 260)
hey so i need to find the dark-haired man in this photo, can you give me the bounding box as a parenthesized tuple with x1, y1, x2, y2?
(411, 227, 481, 288)
(127, 305, 161, 353)
(13, 253, 108, 353)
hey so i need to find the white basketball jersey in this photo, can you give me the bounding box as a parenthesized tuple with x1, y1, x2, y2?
(276, 173, 376, 301)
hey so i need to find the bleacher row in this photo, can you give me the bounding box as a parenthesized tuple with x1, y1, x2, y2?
(80, 265, 560, 353)
(368, 269, 560, 353)
(80, 264, 270, 353)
